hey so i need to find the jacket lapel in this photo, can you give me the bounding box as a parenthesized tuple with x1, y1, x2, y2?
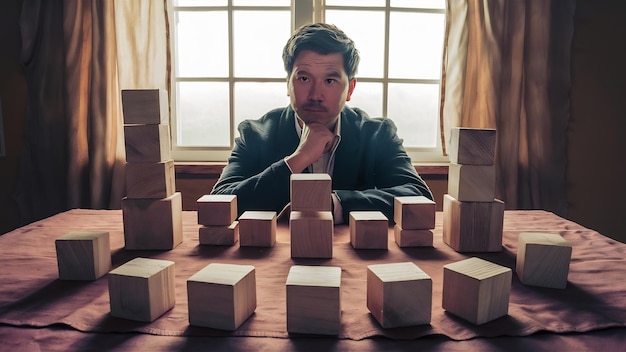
(273, 107, 300, 158)
(333, 109, 361, 188)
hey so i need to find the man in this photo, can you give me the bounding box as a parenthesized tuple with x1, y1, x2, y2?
(211, 23, 432, 223)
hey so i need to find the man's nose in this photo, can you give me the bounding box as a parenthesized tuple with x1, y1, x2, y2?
(308, 81, 324, 101)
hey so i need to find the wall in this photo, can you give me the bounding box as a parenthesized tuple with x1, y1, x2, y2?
(1, 1, 625, 244)
(568, 0, 626, 243)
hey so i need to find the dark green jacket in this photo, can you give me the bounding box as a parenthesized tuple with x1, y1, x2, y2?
(211, 105, 433, 222)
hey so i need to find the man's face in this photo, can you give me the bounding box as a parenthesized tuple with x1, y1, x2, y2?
(287, 50, 356, 126)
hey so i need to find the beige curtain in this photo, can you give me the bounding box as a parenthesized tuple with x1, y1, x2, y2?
(17, 0, 169, 225)
(441, 0, 575, 216)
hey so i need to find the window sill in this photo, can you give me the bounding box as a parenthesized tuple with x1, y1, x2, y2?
(174, 162, 449, 177)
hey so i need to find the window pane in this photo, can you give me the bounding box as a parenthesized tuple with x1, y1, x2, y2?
(388, 12, 445, 79)
(176, 82, 230, 147)
(175, 11, 228, 77)
(233, 11, 291, 78)
(325, 10, 385, 78)
(175, 0, 227, 6)
(390, 0, 446, 9)
(387, 83, 439, 148)
(326, 0, 385, 6)
(233, 0, 290, 5)
(347, 82, 383, 117)
(233, 82, 290, 138)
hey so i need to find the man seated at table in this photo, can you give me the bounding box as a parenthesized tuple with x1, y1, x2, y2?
(210, 23, 433, 224)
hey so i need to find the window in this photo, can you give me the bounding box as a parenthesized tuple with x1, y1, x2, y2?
(169, 0, 447, 163)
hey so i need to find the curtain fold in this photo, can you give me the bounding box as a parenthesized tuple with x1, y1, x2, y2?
(441, 0, 574, 215)
(17, 0, 170, 226)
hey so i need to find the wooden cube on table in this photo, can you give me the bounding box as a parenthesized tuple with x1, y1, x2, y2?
(516, 232, 572, 289)
(122, 192, 183, 250)
(197, 194, 238, 226)
(447, 163, 496, 202)
(55, 231, 111, 281)
(393, 196, 436, 230)
(125, 159, 176, 199)
(108, 257, 175, 322)
(394, 226, 433, 247)
(290, 211, 333, 258)
(290, 173, 332, 212)
(238, 211, 277, 247)
(121, 89, 169, 125)
(124, 124, 171, 163)
(187, 263, 256, 330)
(367, 262, 432, 328)
(442, 257, 512, 325)
(199, 221, 239, 246)
(349, 211, 389, 249)
(448, 127, 496, 165)
(442, 194, 504, 252)
(286, 265, 342, 335)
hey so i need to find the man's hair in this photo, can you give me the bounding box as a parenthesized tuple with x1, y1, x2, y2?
(282, 23, 360, 80)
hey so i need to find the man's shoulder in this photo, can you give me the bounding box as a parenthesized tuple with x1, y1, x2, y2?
(238, 106, 293, 133)
(343, 106, 397, 131)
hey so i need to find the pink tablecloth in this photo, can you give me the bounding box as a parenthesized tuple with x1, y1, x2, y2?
(0, 209, 624, 342)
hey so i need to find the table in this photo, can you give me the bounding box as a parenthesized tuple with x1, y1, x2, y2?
(1, 209, 625, 351)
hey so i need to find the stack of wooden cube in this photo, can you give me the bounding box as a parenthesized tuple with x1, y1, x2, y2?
(393, 196, 436, 247)
(120, 89, 182, 250)
(443, 127, 504, 252)
(196, 194, 239, 245)
(289, 173, 334, 258)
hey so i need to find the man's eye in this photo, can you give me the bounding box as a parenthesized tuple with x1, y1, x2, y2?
(298, 77, 309, 82)
(326, 79, 336, 84)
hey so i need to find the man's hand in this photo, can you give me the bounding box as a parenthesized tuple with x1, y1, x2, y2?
(285, 123, 336, 173)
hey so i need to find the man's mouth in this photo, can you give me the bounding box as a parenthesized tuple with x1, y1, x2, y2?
(303, 104, 327, 112)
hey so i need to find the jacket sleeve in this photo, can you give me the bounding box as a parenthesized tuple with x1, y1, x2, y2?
(334, 118, 433, 222)
(210, 120, 293, 216)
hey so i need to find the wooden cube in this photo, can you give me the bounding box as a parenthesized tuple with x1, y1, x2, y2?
(122, 192, 183, 250)
(393, 196, 436, 230)
(238, 211, 276, 247)
(122, 89, 169, 125)
(290, 173, 332, 212)
(125, 160, 176, 199)
(448, 127, 496, 165)
(108, 257, 175, 322)
(367, 262, 432, 328)
(290, 211, 333, 258)
(447, 163, 496, 202)
(199, 221, 239, 246)
(124, 124, 171, 163)
(394, 225, 433, 247)
(55, 231, 111, 281)
(286, 265, 341, 335)
(349, 211, 389, 249)
(516, 232, 572, 289)
(443, 194, 504, 252)
(187, 263, 256, 330)
(197, 194, 237, 226)
(442, 257, 512, 325)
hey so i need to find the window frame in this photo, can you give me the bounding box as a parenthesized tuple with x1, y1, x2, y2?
(168, 0, 448, 164)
